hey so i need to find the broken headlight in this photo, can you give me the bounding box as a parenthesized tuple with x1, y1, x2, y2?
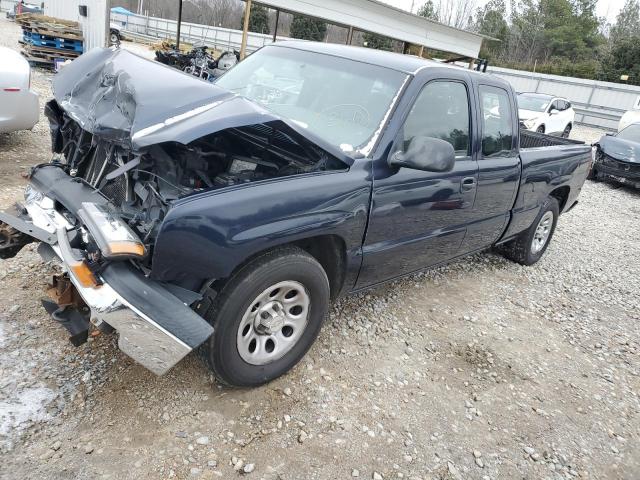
(77, 202, 146, 259)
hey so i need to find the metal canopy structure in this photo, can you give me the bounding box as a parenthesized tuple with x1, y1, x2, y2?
(240, 0, 486, 59)
(173, 0, 487, 61)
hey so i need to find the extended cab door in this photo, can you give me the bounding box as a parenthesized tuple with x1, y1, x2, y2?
(356, 73, 480, 288)
(459, 83, 520, 253)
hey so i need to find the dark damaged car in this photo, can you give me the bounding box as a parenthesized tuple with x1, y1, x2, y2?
(590, 123, 640, 188)
(0, 43, 592, 386)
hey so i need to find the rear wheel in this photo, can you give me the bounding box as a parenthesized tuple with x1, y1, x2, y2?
(536, 125, 545, 134)
(562, 123, 572, 138)
(500, 197, 559, 266)
(199, 246, 330, 387)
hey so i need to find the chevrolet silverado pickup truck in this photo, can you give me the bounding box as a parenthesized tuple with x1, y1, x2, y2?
(0, 42, 592, 386)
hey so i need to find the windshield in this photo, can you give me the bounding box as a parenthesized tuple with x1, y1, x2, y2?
(517, 94, 551, 112)
(215, 46, 407, 151)
(618, 123, 640, 142)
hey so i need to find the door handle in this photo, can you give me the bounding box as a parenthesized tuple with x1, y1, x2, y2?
(461, 177, 476, 191)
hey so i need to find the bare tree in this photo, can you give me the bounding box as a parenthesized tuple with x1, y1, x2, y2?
(434, 0, 477, 29)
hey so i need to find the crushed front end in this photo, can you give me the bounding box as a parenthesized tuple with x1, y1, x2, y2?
(0, 47, 347, 374)
(593, 135, 640, 188)
(0, 165, 213, 374)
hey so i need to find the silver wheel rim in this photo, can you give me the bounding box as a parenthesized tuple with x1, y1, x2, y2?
(531, 211, 554, 254)
(236, 280, 310, 365)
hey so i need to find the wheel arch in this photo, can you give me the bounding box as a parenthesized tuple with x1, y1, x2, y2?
(207, 234, 348, 301)
(549, 185, 570, 212)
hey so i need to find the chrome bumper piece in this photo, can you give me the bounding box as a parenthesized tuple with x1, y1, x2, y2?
(20, 186, 194, 375)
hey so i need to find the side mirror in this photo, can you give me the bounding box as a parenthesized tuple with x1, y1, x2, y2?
(389, 136, 455, 173)
(549, 108, 559, 115)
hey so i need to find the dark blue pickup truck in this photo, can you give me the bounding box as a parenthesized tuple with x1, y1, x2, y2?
(0, 42, 592, 386)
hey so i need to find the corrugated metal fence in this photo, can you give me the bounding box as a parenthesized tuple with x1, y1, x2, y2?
(111, 11, 286, 53)
(488, 66, 640, 131)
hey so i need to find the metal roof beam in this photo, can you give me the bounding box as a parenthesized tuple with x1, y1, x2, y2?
(245, 0, 484, 58)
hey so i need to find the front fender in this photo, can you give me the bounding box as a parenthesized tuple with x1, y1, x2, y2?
(150, 163, 371, 291)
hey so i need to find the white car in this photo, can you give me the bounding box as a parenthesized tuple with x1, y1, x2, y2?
(0, 47, 39, 133)
(618, 95, 640, 132)
(517, 93, 575, 138)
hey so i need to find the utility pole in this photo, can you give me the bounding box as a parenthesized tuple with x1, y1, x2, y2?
(105, 0, 111, 47)
(176, 0, 183, 49)
(240, 0, 252, 60)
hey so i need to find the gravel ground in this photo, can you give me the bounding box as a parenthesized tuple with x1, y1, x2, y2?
(1, 16, 639, 480)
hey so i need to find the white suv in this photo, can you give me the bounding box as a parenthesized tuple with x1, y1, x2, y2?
(517, 93, 575, 138)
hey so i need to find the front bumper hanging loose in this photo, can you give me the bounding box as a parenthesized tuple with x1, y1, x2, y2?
(0, 166, 213, 375)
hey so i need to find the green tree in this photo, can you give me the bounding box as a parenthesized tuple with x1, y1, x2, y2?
(241, 4, 270, 34)
(610, 0, 640, 42)
(362, 32, 393, 50)
(600, 35, 640, 85)
(289, 15, 327, 41)
(506, 0, 603, 63)
(417, 1, 438, 21)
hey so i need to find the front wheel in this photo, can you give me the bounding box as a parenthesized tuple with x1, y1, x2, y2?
(499, 197, 559, 266)
(199, 246, 330, 387)
(562, 123, 572, 138)
(536, 125, 545, 134)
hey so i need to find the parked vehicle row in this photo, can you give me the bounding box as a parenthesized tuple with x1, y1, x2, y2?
(0, 43, 592, 386)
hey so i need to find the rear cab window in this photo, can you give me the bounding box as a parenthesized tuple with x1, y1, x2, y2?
(479, 85, 516, 158)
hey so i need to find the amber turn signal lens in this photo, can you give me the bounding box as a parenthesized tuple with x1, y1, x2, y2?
(69, 260, 98, 288)
(107, 241, 145, 257)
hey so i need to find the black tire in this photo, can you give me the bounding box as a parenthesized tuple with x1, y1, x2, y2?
(199, 246, 330, 387)
(562, 123, 572, 138)
(109, 31, 120, 44)
(536, 125, 545, 134)
(500, 197, 559, 266)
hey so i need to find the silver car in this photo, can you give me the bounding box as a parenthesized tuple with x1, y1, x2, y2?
(0, 46, 39, 133)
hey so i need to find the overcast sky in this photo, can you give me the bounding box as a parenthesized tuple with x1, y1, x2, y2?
(380, 0, 626, 24)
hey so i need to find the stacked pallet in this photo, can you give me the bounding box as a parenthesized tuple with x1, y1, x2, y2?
(16, 14, 84, 67)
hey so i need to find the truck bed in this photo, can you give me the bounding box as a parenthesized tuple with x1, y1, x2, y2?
(519, 128, 585, 149)
(499, 129, 592, 243)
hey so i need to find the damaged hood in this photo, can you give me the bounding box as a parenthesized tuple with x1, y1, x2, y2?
(52, 47, 351, 163)
(598, 134, 640, 163)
